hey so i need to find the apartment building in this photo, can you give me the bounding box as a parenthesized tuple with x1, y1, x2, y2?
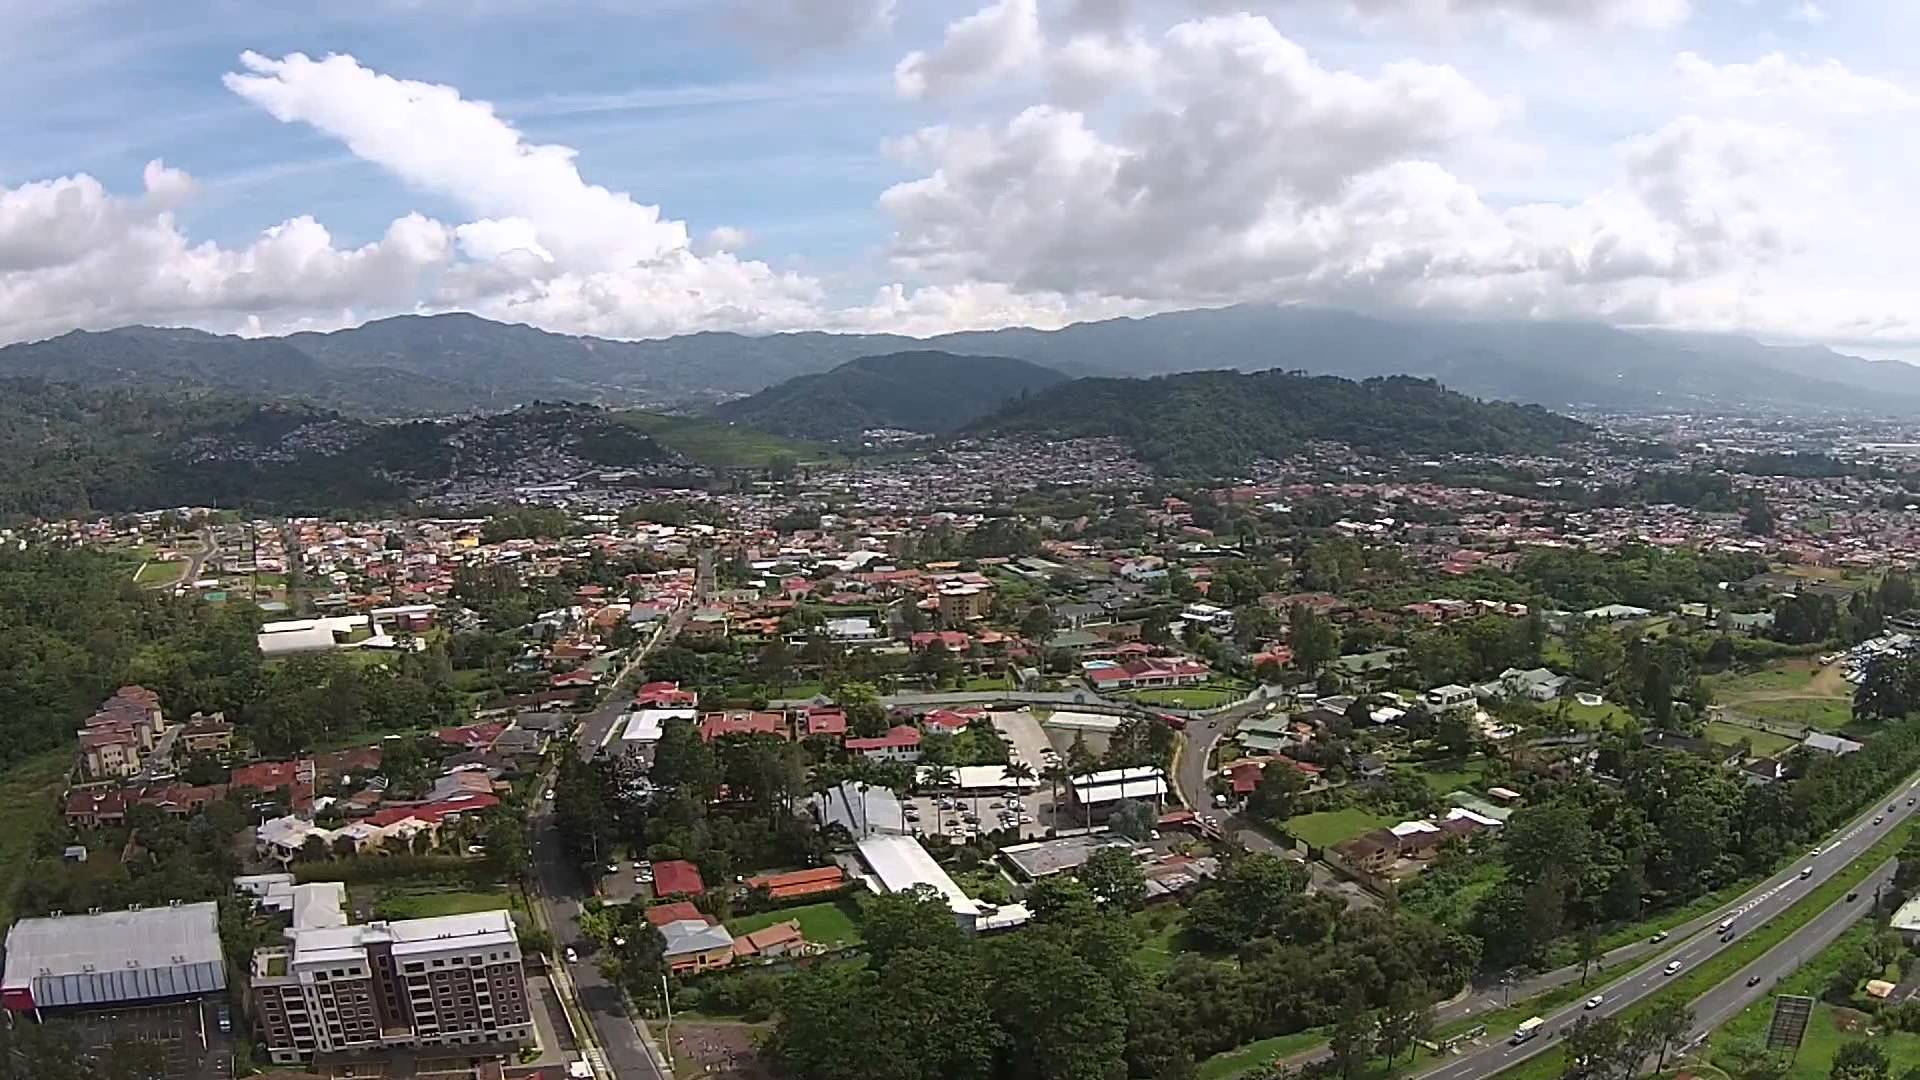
(250, 911, 533, 1065)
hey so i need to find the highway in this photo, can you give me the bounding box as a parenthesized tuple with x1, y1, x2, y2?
(1417, 776, 1920, 1080)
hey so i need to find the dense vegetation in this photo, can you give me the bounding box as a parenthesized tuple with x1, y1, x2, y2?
(976, 371, 1589, 477)
(0, 380, 672, 521)
(709, 351, 1070, 439)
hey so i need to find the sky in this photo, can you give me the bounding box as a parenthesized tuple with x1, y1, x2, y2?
(3, 0, 1918, 351)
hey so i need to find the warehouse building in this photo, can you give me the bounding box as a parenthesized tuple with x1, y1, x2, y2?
(1, 902, 227, 1016)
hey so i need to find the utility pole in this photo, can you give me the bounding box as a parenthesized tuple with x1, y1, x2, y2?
(660, 972, 676, 1071)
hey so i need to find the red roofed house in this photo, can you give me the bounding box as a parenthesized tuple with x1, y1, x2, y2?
(745, 866, 845, 902)
(1083, 656, 1211, 691)
(636, 681, 698, 708)
(699, 711, 788, 743)
(653, 859, 706, 897)
(232, 758, 318, 814)
(733, 920, 806, 961)
(909, 630, 971, 652)
(921, 708, 983, 732)
(436, 722, 508, 751)
(844, 725, 923, 763)
(1228, 761, 1265, 796)
(644, 901, 706, 928)
(798, 707, 847, 740)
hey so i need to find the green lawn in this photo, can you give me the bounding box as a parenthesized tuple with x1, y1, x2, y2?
(370, 887, 527, 921)
(1284, 808, 1394, 848)
(1740, 697, 1854, 732)
(1707, 665, 1819, 696)
(1196, 1029, 1331, 1080)
(0, 753, 71, 927)
(1131, 909, 1207, 976)
(1406, 758, 1488, 794)
(726, 901, 863, 946)
(133, 560, 180, 585)
(956, 673, 1013, 692)
(1126, 686, 1240, 709)
(1704, 720, 1798, 758)
(1565, 700, 1639, 732)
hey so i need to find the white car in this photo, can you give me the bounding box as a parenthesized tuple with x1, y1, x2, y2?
(1664, 961, 1682, 975)
(544, 789, 555, 800)
(1585, 996, 1604, 1010)
(565, 947, 579, 963)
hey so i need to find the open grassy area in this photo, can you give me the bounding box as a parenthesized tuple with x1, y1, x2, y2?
(1284, 808, 1394, 848)
(0, 752, 71, 927)
(1196, 1029, 1332, 1080)
(1739, 697, 1854, 732)
(1566, 700, 1639, 732)
(726, 901, 863, 946)
(369, 887, 528, 921)
(1710, 922, 1920, 1080)
(1704, 720, 1798, 758)
(133, 559, 181, 585)
(615, 411, 836, 469)
(957, 673, 1014, 692)
(1126, 686, 1241, 709)
(1407, 758, 1488, 794)
(1131, 908, 1208, 976)
(1707, 665, 1820, 696)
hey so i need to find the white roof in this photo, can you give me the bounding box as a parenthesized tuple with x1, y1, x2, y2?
(290, 910, 518, 967)
(258, 626, 338, 655)
(1390, 820, 1442, 837)
(918, 764, 1039, 790)
(1893, 895, 1920, 934)
(2, 903, 226, 1008)
(624, 709, 690, 743)
(1043, 711, 1125, 733)
(857, 835, 979, 918)
(1445, 807, 1502, 828)
(1071, 766, 1165, 788)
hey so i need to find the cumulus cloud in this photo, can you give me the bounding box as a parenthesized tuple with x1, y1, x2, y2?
(895, 0, 1043, 98)
(878, 14, 1843, 336)
(1676, 51, 1916, 115)
(1334, 0, 1690, 30)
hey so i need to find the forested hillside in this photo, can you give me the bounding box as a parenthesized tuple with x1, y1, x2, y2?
(708, 351, 1069, 438)
(977, 370, 1588, 476)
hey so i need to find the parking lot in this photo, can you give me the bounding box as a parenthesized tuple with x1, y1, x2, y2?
(598, 857, 655, 904)
(54, 1000, 230, 1080)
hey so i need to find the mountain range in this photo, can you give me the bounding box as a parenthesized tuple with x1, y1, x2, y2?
(3, 305, 1918, 418)
(709, 351, 1070, 439)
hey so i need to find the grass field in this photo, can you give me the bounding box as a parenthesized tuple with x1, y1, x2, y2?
(1711, 922, 1920, 1079)
(1566, 700, 1639, 731)
(1704, 720, 1798, 757)
(133, 560, 180, 585)
(1197, 1030, 1331, 1080)
(1284, 808, 1394, 848)
(1739, 697, 1854, 732)
(1125, 681, 1247, 709)
(615, 411, 835, 469)
(1408, 758, 1488, 794)
(1707, 664, 1820, 696)
(726, 901, 863, 946)
(0, 753, 71, 927)
(370, 887, 528, 921)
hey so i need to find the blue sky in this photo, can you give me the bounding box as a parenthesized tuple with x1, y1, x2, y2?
(3, 0, 1918, 350)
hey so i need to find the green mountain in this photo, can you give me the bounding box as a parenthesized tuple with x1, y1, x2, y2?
(707, 351, 1070, 439)
(0, 380, 675, 522)
(976, 370, 1589, 477)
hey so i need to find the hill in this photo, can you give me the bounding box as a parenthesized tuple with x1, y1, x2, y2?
(0, 381, 676, 522)
(8, 306, 1920, 418)
(708, 351, 1070, 439)
(976, 370, 1589, 477)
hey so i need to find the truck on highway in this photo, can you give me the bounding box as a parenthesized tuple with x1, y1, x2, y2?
(1511, 1018, 1546, 1045)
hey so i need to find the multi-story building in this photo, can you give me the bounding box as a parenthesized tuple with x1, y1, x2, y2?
(77, 685, 169, 779)
(250, 911, 533, 1065)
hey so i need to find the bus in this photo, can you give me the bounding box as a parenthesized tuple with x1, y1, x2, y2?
(1511, 1018, 1546, 1045)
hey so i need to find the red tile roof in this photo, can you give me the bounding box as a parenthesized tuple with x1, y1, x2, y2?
(653, 859, 705, 897)
(744, 866, 845, 900)
(643, 901, 706, 927)
(845, 725, 922, 753)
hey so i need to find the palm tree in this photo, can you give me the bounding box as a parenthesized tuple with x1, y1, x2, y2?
(925, 765, 955, 834)
(1041, 764, 1071, 830)
(1001, 762, 1036, 832)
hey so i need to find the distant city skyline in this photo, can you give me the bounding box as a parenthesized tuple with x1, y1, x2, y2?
(3, 1, 1918, 354)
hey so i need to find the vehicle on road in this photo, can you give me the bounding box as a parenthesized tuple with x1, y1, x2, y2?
(1584, 996, 1603, 1010)
(1809, 846, 1822, 856)
(1721, 930, 1737, 943)
(1157, 713, 1187, 731)
(544, 789, 555, 800)
(1511, 1017, 1546, 1045)
(1718, 917, 1735, 932)
(215, 1005, 231, 1033)
(565, 947, 579, 963)
(1664, 960, 1683, 975)
(1875, 816, 1885, 825)
(1747, 974, 1763, 987)
(1650, 931, 1669, 943)
(1892, 804, 1899, 813)
(1847, 891, 1859, 902)
(1800, 866, 1814, 879)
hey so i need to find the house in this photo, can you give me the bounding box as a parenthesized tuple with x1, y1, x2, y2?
(699, 711, 788, 743)
(734, 921, 806, 961)
(745, 867, 845, 902)
(635, 681, 698, 708)
(797, 706, 848, 740)
(1583, 604, 1653, 621)
(844, 725, 924, 763)
(180, 714, 235, 754)
(1479, 667, 1570, 702)
(659, 919, 736, 974)
(1424, 684, 1477, 712)
(910, 631, 971, 653)
(1082, 656, 1211, 692)
(436, 722, 507, 751)
(491, 727, 548, 758)
(1803, 731, 1865, 756)
(652, 859, 706, 897)
(643, 901, 705, 928)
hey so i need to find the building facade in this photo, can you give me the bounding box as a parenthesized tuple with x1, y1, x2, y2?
(250, 911, 533, 1065)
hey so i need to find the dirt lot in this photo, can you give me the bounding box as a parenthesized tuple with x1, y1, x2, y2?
(669, 1021, 771, 1080)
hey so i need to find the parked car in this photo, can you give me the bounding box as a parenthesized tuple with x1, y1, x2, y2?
(215, 1005, 232, 1033)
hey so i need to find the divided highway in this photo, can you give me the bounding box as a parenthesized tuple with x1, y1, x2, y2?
(1418, 776, 1920, 1080)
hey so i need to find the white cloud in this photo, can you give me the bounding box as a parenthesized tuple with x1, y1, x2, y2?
(1675, 51, 1916, 115)
(704, 225, 750, 252)
(1789, 2, 1829, 25)
(1336, 0, 1690, 30)
(894, 0, 1043, 99)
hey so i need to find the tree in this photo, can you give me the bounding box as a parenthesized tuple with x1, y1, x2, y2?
(1831, 1041, 1892, 1080)
(1636, 1003, 1693, 1072)
(1247, 764, 1306, 822)
(1289, 605, 1339, 676)
(1081, 846, 1148, 911)
(1570, 622, 1627, 685)
(1743, 493, 1776, 537)
(1329, 992, 1377, 1080)
(1377, 984, 1433, 1066)
(1717, 1034, 1791, 1080)
(1020, 604, 1054, 643)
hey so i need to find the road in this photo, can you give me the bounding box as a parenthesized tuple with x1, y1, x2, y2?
(1417, 777, 1920, 1080)
(527, 613, 686, 1080)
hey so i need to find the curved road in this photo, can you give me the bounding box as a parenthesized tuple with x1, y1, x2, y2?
(1419, 776, 1920, 1080)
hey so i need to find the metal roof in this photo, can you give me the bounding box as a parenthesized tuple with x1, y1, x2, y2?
(3, 903, 225, 1008)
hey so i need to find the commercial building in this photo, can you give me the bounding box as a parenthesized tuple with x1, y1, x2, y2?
(2, 902, 226, 1015)
(1065, 767, 1168, 822)
(250, 911, 533, 1066)
(855, 834, 1030, 933)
